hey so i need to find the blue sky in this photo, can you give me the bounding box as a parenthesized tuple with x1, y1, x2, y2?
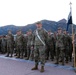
(0, 0, 76, 26)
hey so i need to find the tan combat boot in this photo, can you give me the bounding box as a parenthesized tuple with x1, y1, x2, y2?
(40, 66, 44, 72)
(31, 65, 38, 70)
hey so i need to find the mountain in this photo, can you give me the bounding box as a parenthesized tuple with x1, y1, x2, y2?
(0, 19, 76, 35)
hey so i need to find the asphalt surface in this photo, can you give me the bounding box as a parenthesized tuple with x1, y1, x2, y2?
(0, 55, 76, 75)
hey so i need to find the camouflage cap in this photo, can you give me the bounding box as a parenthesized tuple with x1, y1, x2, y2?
(57, 27, 62, 30)
(35, 21, 42, 24)
(28, 29, 32, 32)
(63, 29, 66, 31)
(17, 30, 22, 32)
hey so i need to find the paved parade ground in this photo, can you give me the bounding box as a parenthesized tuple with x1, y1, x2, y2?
(0, 55, 76, 75)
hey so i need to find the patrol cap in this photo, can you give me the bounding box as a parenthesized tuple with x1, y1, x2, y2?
(63, 29, 66, 31)
(35, 21, 42, 24)
(28, 29, 32, 32)
(57, 27, 62, 30)
(17, 30, 22, 32)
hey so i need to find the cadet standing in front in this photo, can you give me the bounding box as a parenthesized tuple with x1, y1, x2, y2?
(31, 21, 48, 72)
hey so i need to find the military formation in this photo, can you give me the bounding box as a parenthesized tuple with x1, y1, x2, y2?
(0, 21, 76, 73)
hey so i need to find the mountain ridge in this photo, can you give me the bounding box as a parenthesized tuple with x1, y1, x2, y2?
(0, 19, 75, 35)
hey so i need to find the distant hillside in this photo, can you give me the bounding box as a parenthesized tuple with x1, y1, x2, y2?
(0, 19, 76, 35)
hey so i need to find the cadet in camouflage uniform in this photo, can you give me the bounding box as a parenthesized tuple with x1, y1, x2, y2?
(23, 32, 28, 58)
(55, 27, 65, 65)
(63, 29, 72, 63)
(31, 22, 48, 72)
(15, 30, 24, 58)
(25, 29, 33, 60)
(47, 30, 55, 61)
(1, 35, 7, 54)
(53, 32, 57, 57)
(6, 30, 14, 57)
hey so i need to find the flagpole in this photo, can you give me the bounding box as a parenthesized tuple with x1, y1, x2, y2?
(70, 2, 76, 68)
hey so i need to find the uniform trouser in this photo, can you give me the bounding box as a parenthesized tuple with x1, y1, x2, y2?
(49, 46, 54, 60)
(1, 45, 6, 53)
(34, 45, 45, 66)
(27, 45, 31, 58)
(17, 45, 23, 57)
(30, 48, 34, 60)
(54, 44, 56, 56)
(56, 47, 64, 64)
(45, 46, 50, 59)
(64, 46, 69, 62)
(69, 46, 73, 61)
(7, 45, 13, 56)
(24, 47, 27, 57)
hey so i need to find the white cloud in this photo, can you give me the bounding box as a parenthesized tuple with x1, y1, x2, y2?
(0, 0, 76, 26)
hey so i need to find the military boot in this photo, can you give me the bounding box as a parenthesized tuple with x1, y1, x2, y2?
(62, 60, 64, 66)
(25, 57, 29, 60)
(59, 60, 62, 62)
(5, 53, 9, 57)
(5, 55, 9, 57)
(31, 64, 38, 70)
(20, 56, 23, 59)
(54, 60, 59, 65)
(10, 55, 12, 57)
(14, 54, 17, 56)
(16, 55, 20, 58)
(40, 66, 44, 72)
(69, 57, 72, 62)
(16, 53, 20, 58)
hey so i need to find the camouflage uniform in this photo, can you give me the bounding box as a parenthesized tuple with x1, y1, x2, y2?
(15, 31, 24, 58)
(25, 30, 33, 60)
(47, 32, 55, 61)
(23, 34, 28, 57)
(63, 33, 72, 63)
(55, 28, 65, 65)
(6, 33, 14, 57)
(1, 36, 7, 53)
(32, 28, 48, 67)
(53, 32, 57, 57)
